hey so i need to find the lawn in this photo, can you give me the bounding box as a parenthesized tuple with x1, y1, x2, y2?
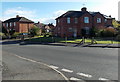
(60, 39, 120, 44)
(25, 36, 120, 44)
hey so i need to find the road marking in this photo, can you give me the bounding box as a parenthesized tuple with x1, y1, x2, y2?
(99, 77, 109, 80)
(77, 72, 92, 78)
(70, 77, 81, 80)
(61, 68, 73, 73)
(13, 54, 69, 81)
(49, 65, 59, 69)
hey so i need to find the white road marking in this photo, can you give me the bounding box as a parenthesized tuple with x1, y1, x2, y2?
(70, 77, 81, 80)
(77, 72, 92, 78)
(49, 65, 59, 69)
(61, 68, 73, 73)
(99, 77, 109, 80)
(13, 54, 69, 81)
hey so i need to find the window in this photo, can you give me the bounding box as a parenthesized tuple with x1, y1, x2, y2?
(105, 19, 107, 22)
(14, 22, 15, 26)
(97, 18, 101, 23)
(68, 27, 73, 32)
(74, 18, 78, 24)
(10, 23, 12, 27)
(84, 17, 89, 23)
(6, 23, 8, 27)
(3, 23, 5, 27)
(58, 19, 60, 23)
(84, 27, 90, 34)
(67, 17, 70, 24)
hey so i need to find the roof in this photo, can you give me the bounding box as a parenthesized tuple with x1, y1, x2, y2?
(3, 17, 34, 23)
(56, 8, 109, 19)
(56, 11, 90, 19)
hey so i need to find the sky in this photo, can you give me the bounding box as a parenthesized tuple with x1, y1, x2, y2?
(0, 0, 119, 25)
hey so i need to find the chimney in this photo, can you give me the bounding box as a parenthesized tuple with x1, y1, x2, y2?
(16, 15, 19, 18)
(109, 15, 111, 18)
(81, 7, 87, 12)
(38, 21, 40, 24)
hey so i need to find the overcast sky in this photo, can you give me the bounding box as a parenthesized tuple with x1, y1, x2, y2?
(0, 0, 119, 25)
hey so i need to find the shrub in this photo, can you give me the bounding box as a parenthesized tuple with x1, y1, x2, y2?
(116, 35, 120, 41)
(11, 32, 20, 38)
(29, 26, 41, 37)
(98, 28, 116, 37)
(0, 32, 7, 39)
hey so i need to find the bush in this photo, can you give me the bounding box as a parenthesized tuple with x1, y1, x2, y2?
(116, 35, 120, 41)
(0, 32, 7, 39)
(11, 32, 20, 38)
(98, 28, 116, 37)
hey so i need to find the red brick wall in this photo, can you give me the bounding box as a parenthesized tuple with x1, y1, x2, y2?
(56, 13, 93, 37)
(105, 18, 113, 26)
(93, 13, 105, 29)
(2, 22, 34, 33)
(19, 22, 34, 33)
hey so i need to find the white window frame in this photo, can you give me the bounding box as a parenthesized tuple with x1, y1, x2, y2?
(75, 18, 78, 24)
(84, 17, 89, 23)
(97, 18, 101, 23)
(67, 17, 70, 24)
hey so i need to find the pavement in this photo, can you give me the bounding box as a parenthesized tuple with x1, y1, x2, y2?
(45, 42, 120, 48)
(0, 40, 120, 48)
(1, 39, 120, 48)
(2, 50, 67, 81)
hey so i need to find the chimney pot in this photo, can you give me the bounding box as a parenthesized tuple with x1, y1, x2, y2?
(16, 15, 19, 18)
(81, 7, 87, 12)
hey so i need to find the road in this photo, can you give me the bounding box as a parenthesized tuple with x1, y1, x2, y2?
(2, 44, 118, 81)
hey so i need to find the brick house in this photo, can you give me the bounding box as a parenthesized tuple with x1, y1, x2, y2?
(55, 7, 114, 37)
(2, 15, 34, 33)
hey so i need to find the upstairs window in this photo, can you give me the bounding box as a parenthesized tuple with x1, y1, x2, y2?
(67, 17, 70, 24)
(97, 18, 101, 23)
(14, 22, 16, 26)
(58, 19, 60, 23)
(10, 22, 12, 27)
(105, 19, 107, 22)
(3, 23, 5, 27)
(84, 17, 89, 23)
(6, 23, 8, 27)
(74, 18, 78, 24)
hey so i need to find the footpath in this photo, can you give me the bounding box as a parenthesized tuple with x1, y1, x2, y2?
(2, 51, 67, 81)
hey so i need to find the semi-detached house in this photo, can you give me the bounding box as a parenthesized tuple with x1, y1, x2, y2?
(2, 15, 34, 33)
(55, 7, 115, 38)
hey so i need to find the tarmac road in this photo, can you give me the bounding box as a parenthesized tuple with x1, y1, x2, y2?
(2, 44, 118, 81)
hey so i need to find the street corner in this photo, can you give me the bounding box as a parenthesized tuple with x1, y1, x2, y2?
(2, 51, 67, 80)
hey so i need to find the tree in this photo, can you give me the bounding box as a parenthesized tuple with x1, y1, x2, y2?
(2, 27, 8, 36)
(112, 19, 120, 28)
(90, 27, 98, 37)
(9, 28, 15, 36)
